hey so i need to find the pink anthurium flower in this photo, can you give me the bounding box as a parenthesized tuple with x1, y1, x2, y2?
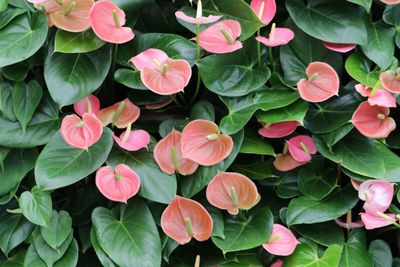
(287, 135, 317, 163)
(73, 94, 100, 116)
(130, 49, 192, 95)
(351, 101, 396, 138)
(95, 164, 140, 203)
(360, 212, 397, 230)
(379, 0, 400, 4)
(181, 119, 233, 166)
(161, 196, 213, 245)
(258, 121, 299, 138)
(49, 0, 94, 32)
(351, 179, 362, 191)
(358, 180, 394, 214)
(153, 129, 199, 176)
(297, 62, 340, 103)
(60, 113, 103, 150)
(270, 259, 283, 267)
(90, 0, 134, 44)
(322, 42, 356, 53)
(28, 0, 60, 13)
(335, 218, 364, 229)
(175, 0, 222, 24)
(256, 23, 294, 47)
(354, 84, 396, 108)
(380, 68, 400, 93)
(112, 127, 150, 151)
(97, 99, 140, 129)
(198, 20, 243, 54)
(273, 153, 307, 172)
(206, 172, 261, 215)
(250, 0, 276, 25)
(262, 224, 299, 256)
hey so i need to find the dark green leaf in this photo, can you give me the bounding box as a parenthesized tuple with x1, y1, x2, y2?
(53, 238, 79, 267)
(90, 227, 117, 267)
(293, 222, 345, 247)
(1, 61, 29, 81)
(0, 82, 16, 121)
(0, 7, 26, 29)
(276, 172, 301, 199)
(190, 101, 215, 121)
(346, 0, 372, 12)
(256, 100, 309, 124)
(339, 230, 374, 267)
(368, 240, 392, 267)
(19, 186, 52, 227)
(55, 29, 105, 54)
(240, 128, 275, 156)
(114, 68, 146, 90)
(40, 210, 72, 249)
(0, 212, 33, 256)
(320, 123, 354, 149)
(231, 160, 273, 180)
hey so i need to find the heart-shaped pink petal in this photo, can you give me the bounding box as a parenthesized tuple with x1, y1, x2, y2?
(262, 224, 299, 256)
(73, 94, 100, 116)
(287, 135, 317, 163)
(112, 129, 150, 151)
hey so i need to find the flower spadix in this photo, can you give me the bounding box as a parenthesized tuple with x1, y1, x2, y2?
(49, 0, 94, 32)
(250, 0, 276, 25)
(256, 23, 294, 47)
(262, 224, 299, 256)
(175, 0, 222, 25)
(96, 98, 140, 128)
(380, 68, 400, 93)
(73, 94, 100, 116)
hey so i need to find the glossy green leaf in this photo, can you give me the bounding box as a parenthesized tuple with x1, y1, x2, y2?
(1, 60, 29, 81)
(231, 160, 273, 180)
(19, 186, 52, 227)
(346, 0, 372, 12)
(320, 123, 354, 149)
(339, 230, 374, 267)
(285, 0, 367, 45)
(114, 68, 146, 90)
(190, 101, 215, 121)
(286, 185, 358, 226)
(293, 222, 345, 247)
(0, 147, 9, 171)
(53, 238, 79, 267)
(368, 240, 392, 267)
(345, 52, 380, 88)
(0, 7, 25, 29)
(284, 243, 343, 267)
(107, 147, 176, 204)
(40, 210, 72, 249)
(55, 29, 105, 54)
(23, 245, 46, 267)
(0, 212, 33, 256)
(0, 249, 25, 266)
(12, 81, 43, 133)
(0, 0, 7, 11)
(0, 82, 16, 121)
(44, 45, 112, 107)
(92, 198, 162, 267)
(113, 0, 154, 16)
(256, 100, 308, 124)
(240, 128, 275, 156)
(90, 227, 117, 267)
(211, 208, 273, 254)
(0, 12, 48, 67)
(276, 172, 301, 199)
(35, 129, 113, 190)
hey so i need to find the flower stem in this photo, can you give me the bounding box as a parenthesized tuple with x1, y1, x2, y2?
(191, 23, 202, 105)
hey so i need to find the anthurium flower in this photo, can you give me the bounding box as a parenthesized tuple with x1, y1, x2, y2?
(335, 218, 364, 229)
(322, 42, 356, 53)
(273, 153, 307, 172)
(270, 259, 283, 267)
(181, 119, 233, 166)
(96, 99, 140, 128)
(250, 0, 276, 25)
(297, 62, 340, 103)
(28, 0, 60, 13)
(351, 179, 362, 191)
(380, 68, 400, 93)
(175, 0, 222, 24)
(112, 127, 150, 151)
(90, 0, 134, 44)
(161, 196, 213, 245)
(256, 23, 294, 47)
(354, 84, 396, 108)
(60, 113, 103, 150)
(262, 224, 299, 256)
(73, 94, 100, 116)
(351, 101, 396, 138)
(287, 135, 317, 163)
(130, 48, 192, 95)
(206, 172, 261, 215)
(258, 121, 299, 138)
(360, 212, 397, 230)
(379, 0, 400, 4)
(95, 164, 140, 203)
(153, 129, 199, 176)
(49, 0, 94, 32)
(358, 180, 394, 214)
(198, 20, 243, 54)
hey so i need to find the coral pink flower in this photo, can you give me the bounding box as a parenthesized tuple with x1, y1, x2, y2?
(358, 180, 394, 214)
(380, 68, 400, 93)
(297, 62, 339, 103)
(112, 128, 150, 151)
(206, 172, 261, 215)
(250, 0, 276, 25)
(322, 42, 356, 53)
(90, 0, 134, 44)
(130, 49, 192, 95)
(73, 94, 100, 116)
(198, 20, 243, 54)
(287, 135, 317, 163)
(262, 224, 299, 256)
(181, 120, 233, 166)
(49, 0, 94, 32)
(354, 84, 396, 108)
(60, 113, 103, 150)
(351, 101, 396, 138)
(335, 218, 364, 229)
(379, 0, 400, 4)
(28, 0, 60, 13)
(153, 129, 199, 176)
(161, 196, 213, 245)
(175, 0, 221, 25)
(95, 164, 140, 203)
(258, 121, 299, 138)
(360, 212, 397, 230)
(270, 259, 283, 267)
(273, 153, 307, 172)
(256, 23, 294, 47)
(97, 99, 140, 129)
(351, 179, 362, 191)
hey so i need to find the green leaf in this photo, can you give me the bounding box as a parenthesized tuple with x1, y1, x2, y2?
(284, 243, 343, 267)
(0, 149, 37, 196)
(90, 227, 117, 267)
(280, 19, 343, 84)
(12, 81, 43, 133)
(53, 238, 79, 267)
(0, 249, 25, 266)
(0, 7, 25, 29)
(292, 222, 345, 247)
(198, 40, 270, 97)
(40, 210, 72, 250)
(19, 186, 52, 227)
(320, 123, 354, 150)
(181, 129, 244, 198)
(44, 45, 112, 107)
(114, 68, 146, 90)
(211, 208, 273, 254)
(190, 101, 215, 121)
(231, 160, 273, 180)
(256, 100, 309, 124)
(368, 240, 392, 267)
(276, 172, 301, 199)
(0, 147, 10, 171)
(285, 0, 367, 45)
(0, 0, 7, 11)
(23, 245, 46, 267)
(92, 198, 162, 267)
(1, 60, 29, 81)
(345, 52, 380, 88)
(0, 12, 48, 67)
(339, 230, 374, 267)
(107, 147, 176, 204)
(35, 129, 113, 190)
(0, 95, 60, 148)
(54, 29, 106, 54)
(286, 185, 358, 226)
(219, 89, 299, 135)
(240, 128, 275, 156)
(0, 212, 33, 256)
(0, 82, 16, 121)
(383, 4, 400, 27)
(346, 0, 372, 12)
(361, 20, 396, 69)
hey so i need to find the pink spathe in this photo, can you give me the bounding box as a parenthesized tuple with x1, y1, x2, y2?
(358, 180, 394, 214)
(360, 212, 397, 230)
(250, 0, 276, 25)
(262, 224, 299, 256)
(258, 121, 299, 138)
(112, 129, 150, 152)
(379, 0, 400, 4)
(287, 135, 317, 163)
(354, 84, 396, 108)
(130, 49, 169, 71)
(97, 99, 140, 128)
(175, 11, 222, 25)
(322, 42, 356, 53)
(256, 26, 294, 47)
(49, 0, 94, 32)
(273, 153, 307, 172)
(270, 259, 283, 267)
(380, 69, 400, 93)
(73, 94, 100, 116)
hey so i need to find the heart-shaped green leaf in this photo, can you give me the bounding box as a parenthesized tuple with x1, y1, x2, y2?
(256, 100, 309, 124)
(0, 212, 33, 256)
(346, 0, 372, 12)
(19, 186, 53, 227)
(345, 52, 380, 88)
(292, 222, 345, 247)
(240, 128, 275, 156)
(339, 230, 374, 267)
(40, 210, 72, 250)
(368, 240, 392, 267)
(0, 7, 26, 29)
(284, 243, 343, 267)
(53, 238, 79, 267)
(90, 227, 118, 267)
(54, 29, 106, 54)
